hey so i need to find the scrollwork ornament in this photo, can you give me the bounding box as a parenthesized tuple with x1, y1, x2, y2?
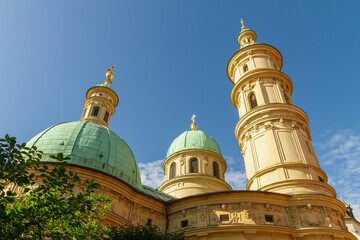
(291, 121, 298, 129)
(245, 132, 252, 141)
(264, 121, 274, 130)
(279, 118, 285, 126)
(180, 154, 185, 165)
(264, 203, 272, 209)
(203, 159, 208, 166)
(180, 159, 185, 166)
(181, 209, 186, 216)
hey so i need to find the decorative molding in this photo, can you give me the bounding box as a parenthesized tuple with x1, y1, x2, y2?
(264, 121, 274, 130)
(245, 132, 252, 141)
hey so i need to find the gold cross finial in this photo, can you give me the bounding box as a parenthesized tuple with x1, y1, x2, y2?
(191, 114, 197, 131)
(104, 65, 115, 85)
(106, 65, 115, 80)
(241, 19, 247, 30)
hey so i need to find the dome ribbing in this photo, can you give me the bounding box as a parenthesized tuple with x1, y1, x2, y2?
(166, 130, 222, 158)
(27, 121, 141, 189)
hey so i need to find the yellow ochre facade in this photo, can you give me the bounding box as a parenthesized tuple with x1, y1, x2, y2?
(26, 21, 359, 240)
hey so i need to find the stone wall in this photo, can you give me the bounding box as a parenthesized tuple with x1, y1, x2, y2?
(66, 165, 168, 232)
(166, 191, 356, 240)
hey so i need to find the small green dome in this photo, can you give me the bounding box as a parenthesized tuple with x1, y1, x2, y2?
(27, 121, 141, 189)
(96, 83, 114, 90)
(166, 130, 222, 158)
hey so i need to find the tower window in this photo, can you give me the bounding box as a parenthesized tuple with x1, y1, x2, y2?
(213, 162, 220, 178)
(104, 111, 109, 123)
(265, 215, 274, 223)
(181, 220, 188, 228)
(170, 162, 176, 179)
(249, 93, 258, 109)
(318, 176, 324, 182)
(190, 158, 198, 173)
(92, 106, 100, 116)
(243, 64, 249, 73)
(220, 214, 229, 222)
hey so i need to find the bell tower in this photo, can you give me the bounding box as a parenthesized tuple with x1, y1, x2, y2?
(80, 66, 119, 127)
(227, 21, 335, 197)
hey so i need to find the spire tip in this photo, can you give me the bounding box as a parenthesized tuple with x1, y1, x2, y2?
(191, 114, 197, 131)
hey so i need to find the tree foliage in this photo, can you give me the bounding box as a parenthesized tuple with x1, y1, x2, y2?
(107, 223, 183, 240)
(0, 134, 184, 240)
(0, 134, 112, 239)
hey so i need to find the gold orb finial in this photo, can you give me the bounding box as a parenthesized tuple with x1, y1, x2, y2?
(241, 19, 247, 30)
(191, 114, 197, 131)
(104, 65, 115, 85)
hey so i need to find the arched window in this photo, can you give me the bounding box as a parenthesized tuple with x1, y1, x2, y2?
(249, 93, 258, 109)
(243, 64, 249, 73)
(104, 111, 109, 123)
(92, 106, 100, 116)
(213, 162, 219, 178)
(170, 162, 176, 179)
(190, 158, 198, 173)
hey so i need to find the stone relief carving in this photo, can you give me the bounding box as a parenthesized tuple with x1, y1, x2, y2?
(167, 202, 328, 232)
(286, 207, 298, 225)
(132, 203, 141, 224)
(208, 205, 221, 225)
(324, 207, 346, 230)
(188, 208, 198, 226)
(197, 206, 207, 226)
(182, 209, 186, 216)
(166, 201, 352, 234)
(242, 82, 256, 94)
(241, 202, 254, 223)
(298, 205, 325, 227)
(99, 185, 165, 227)
(112, 198, 129, 220)
(264, 121, 274, 130)
(168, 212, 180, 232)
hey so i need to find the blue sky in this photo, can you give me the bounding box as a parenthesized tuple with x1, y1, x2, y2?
(1, 1, 360, 217)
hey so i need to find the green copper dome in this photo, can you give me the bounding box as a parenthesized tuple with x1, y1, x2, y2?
(166, 130, 222, 158)
(27, 121, 141, 189)
(96, 83, 114, 90)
